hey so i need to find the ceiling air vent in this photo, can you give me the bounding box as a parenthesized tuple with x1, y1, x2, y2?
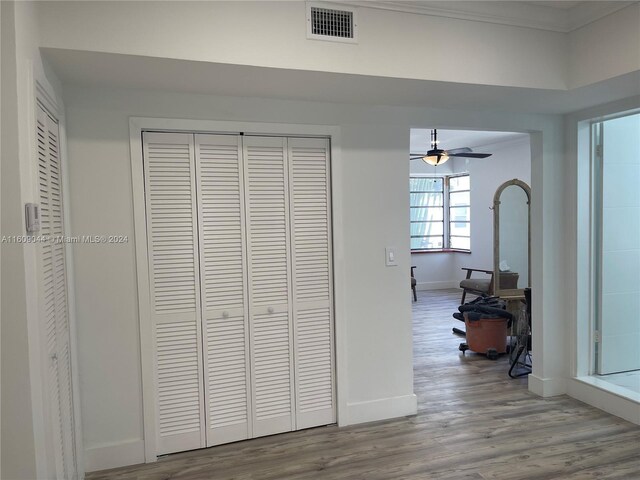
(307, 3, 358, 43)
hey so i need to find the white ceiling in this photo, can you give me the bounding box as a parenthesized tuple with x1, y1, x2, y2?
(410, 129, 527, 154)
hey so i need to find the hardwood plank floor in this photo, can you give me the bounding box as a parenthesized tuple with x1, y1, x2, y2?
(88, 289, 640, 479)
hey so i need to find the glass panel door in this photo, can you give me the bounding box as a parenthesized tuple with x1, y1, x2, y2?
(595, 112, 640, 375)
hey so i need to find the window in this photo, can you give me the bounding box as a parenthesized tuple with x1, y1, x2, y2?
(449, 175, 471, 250)
(410, 174, 470, 252)
(410, 177, 444, 250)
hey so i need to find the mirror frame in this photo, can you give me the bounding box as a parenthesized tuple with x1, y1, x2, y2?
(492, 179, 531, 297)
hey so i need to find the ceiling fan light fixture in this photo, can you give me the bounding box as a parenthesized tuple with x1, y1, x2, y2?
(423, 152, 449, 166)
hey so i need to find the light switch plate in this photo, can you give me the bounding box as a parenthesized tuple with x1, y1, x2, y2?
(385, 247, 398, 266)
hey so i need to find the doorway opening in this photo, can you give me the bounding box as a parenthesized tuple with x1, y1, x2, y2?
(409, 128, 532, 397)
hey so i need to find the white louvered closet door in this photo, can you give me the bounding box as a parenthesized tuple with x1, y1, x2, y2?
(36, 104, 78, 479)
(143, 132, 206, 455)
(243, 136, 296, 437)
(288, 138, 336, 429)
(195, 134, 252, 446)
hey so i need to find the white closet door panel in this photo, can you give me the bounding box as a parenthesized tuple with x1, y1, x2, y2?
(37, 107, 63, 478)
(288, 138, 336, 429)
(205, 312, 250, 444)
(294, 306, 334, 427)
(245, 137, 290, 308)
(57, 341, 77, 476)
(244, 136, 295, 437)
(143, 132, 205, 454)
(37, 107, 57, 359)
(252, 309, 293, 436)
(195, 134, 251, 446)
(37, 105, 78, 479)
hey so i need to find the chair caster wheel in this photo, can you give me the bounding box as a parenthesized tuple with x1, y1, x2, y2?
(459, 343, 469, 353)
(486, 348, 498, 360)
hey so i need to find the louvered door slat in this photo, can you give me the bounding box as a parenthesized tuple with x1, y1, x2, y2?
(195, 134, 251, 446)
(244, 136, 295, 437)
(143, 132, 205, 455)
(36, 104, 78, 479)
(288, 138, 336, 429)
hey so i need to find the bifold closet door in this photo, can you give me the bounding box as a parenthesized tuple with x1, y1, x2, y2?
(143, 132, 205, 455)
(195, 134, 252, 446)
(141, 133, 335, 456)
(36, 104, 78, 479)
(243, 136, 296, 437)
(288, 138, 336, 429)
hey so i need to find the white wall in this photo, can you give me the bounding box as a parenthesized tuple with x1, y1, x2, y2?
(452, 137, 532, 284)
(1, 4, 38, 478)
(409, 136, 531, 290)
(62, 84, 566, 470)
(36, 1, 570, 90)
(1, 1, 71, 478)
(568, 3, 640, 89)
(35, 1, 640, 92)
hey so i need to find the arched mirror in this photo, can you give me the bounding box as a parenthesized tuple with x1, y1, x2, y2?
(493, 179, 531, 297)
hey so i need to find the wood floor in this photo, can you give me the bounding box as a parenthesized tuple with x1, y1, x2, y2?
(88, 289, 640, 480)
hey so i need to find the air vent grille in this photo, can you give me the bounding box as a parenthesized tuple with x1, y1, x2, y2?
(307, 4, 357, 43)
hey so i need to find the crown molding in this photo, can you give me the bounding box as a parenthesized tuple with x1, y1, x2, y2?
(565, 1, 634, 31)
(341, 1, 636, 33)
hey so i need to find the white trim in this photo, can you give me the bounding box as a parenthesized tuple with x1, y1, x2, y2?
(128, 123, 156, 463)
(56, 97, 86, 480)
(346, 1, 634, 33)
(344, 394, 417, 426)
(528, 373, 566, 397)
(25, 63, 50, 480)
(572, 117, 594, 378)
(129, 117, 345, 463)
(567, 378, 640, 425)
(84, 439, 145, 473)
(416, 281, 458, 291)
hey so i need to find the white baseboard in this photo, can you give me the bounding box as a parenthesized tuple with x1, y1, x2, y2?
(528, 374, 566, 397)
(345, 393, 417, 425)
(567, 377, 640, 425)
(84, 439, 145, 472)
(417, 281, 459, 291)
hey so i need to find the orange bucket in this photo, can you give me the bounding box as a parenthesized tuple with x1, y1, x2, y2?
(463, 314, 508, 354)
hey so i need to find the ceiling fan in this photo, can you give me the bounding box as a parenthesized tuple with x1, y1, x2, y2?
(410, 129, 492, 166)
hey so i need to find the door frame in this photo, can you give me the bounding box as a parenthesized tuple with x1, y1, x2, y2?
(129, 117, 345, 462)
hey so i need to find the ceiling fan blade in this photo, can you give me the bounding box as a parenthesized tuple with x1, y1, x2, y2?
(448, 152, 492, 159)
(446, 147, 473, 155)
(410, 156, 425, 160)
